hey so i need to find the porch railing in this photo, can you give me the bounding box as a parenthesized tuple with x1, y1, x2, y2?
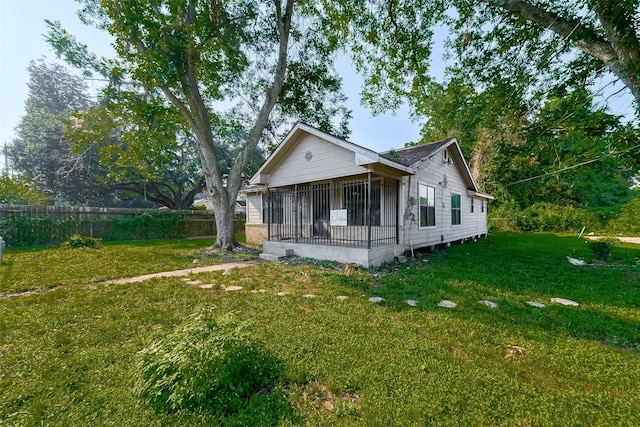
(264, 175, 400, 248)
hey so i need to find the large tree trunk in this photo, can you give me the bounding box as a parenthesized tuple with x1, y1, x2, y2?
(211, 194, 238, 250)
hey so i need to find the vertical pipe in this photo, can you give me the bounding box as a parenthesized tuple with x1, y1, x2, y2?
(367, 172, 372, 249)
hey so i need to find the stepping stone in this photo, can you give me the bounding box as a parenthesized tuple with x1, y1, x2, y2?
(223, 269, 232, 275)
(551, 297, 579, 306)
(526, 301, 546, 308)
(193, 259, 199, 264)
(336, 295, 349, 300)
(566, 257, 586, 266)
(250, 289, 266, 294)
(437, 300, 457, 308)
(277, 291, 287, 296)
(199, 284, 214, 289)
(406, 299, 417, 307)
(479, 300, 498, 308)
(303, 294, 316, 298)
(187, 280, 202, 285)
(369, 297, 385, 303)
(224, 286, 243, 292)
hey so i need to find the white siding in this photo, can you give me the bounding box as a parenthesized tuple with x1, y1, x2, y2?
(246, 194, 263, 224)
(403, 156, 488, 250)
(267, 134, 368, 187)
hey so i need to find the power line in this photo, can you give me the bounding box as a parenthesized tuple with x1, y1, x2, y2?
(506, 143, 640, 186)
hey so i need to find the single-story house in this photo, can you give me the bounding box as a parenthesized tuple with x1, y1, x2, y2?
(243, 122, 492, 267)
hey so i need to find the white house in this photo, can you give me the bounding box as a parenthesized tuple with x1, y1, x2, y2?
(243, 122, 492, 267)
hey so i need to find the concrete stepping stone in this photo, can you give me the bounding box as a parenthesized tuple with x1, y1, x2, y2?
(479, 300, 498, 308)
(199, 284, 214, 289)
(186, 280, 202, 285)
(303, 294, 316, 298)
(437, 300, 457, 308)
(406, 299, 417, 307)
(369, 296, 385, 303)
(526, 301, 546, 308)
(251, 289, 267, 294)
(224, 285, 243, 291)
(277, 291, 287, 296)
(336, 295, 349, 300)
(223, 269, 232, 275)
(551, 297, 579, 306)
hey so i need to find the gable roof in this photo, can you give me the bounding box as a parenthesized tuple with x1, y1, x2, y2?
(248, 123, 492, 199)
(249, 122, 414, 185)
(380, 138, 455, 166)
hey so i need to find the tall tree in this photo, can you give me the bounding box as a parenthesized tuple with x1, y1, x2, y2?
(9, 59, 97, 205)
(48, 0, 350, 250)
(331, 1, 640, 112)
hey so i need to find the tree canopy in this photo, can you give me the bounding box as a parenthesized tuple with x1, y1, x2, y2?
(48, 0, 351, 249)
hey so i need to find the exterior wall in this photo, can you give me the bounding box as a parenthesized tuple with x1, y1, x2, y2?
(246, 193, 263, 224)
(267, 134, 368, 187)
(245, 223, 268, 245)
(402, 155, 488, 250)
(262, 241, 403, 268)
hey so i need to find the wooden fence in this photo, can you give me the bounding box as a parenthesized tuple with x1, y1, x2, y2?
(0, 205, 245, 247)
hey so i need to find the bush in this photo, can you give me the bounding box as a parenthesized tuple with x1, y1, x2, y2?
(607, 197, 640, 235)
(61, 234, 101, 249)
(134, 308, 284, 414)
(588, 238, 618, 261)
(489, 202, 600, 233)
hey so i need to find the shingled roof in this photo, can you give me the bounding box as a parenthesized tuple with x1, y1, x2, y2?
(379, 138, 455, 166)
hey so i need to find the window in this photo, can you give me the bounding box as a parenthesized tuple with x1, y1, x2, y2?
(262, 192, 283, 224)
(419, 184, 435, 227)
(481, 199, 484, 213)
(451, 193, 461, 225)
(342, 180, 381, 226)
(470, 197, 475, 213)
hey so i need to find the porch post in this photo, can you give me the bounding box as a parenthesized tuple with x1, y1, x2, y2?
(367, 171, 372, 249)
(266, 189, 271, 241)
(395, 180, 400, 244)
(294, 184, 298, 243)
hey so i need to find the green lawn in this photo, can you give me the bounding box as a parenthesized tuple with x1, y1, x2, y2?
(1, 233, 639, 425)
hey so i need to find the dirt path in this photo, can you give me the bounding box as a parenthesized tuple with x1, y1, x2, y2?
(586, 236, 640, 244)
(0, 260, 262, 300)
(100, 260, 262, 285)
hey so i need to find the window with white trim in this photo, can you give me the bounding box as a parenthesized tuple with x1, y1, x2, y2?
(470, 197, 474, 213)
(419, 184, 435, 227)
(451, 193, 461, 225)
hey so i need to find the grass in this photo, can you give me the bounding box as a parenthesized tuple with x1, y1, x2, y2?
(0, 236, 259, 294)
(1, 232, 639, 425)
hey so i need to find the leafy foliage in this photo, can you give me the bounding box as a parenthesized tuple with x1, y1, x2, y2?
(47, 0, 352, 249)
(8, 60, 99, 205)
(0, 176, 47, 205)
(60, 234, 102, 249)
(134, 308, 284, 414)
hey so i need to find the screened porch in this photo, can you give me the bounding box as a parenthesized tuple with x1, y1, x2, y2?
(262, 174, 400, 249)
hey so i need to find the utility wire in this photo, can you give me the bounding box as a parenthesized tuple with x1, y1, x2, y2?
(506, 143, 640, 186)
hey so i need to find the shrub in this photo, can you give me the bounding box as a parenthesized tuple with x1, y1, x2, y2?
(61, 234, 102, 249)
(489, 202, 600, 233)
(134, 308, 284, 414)
(588, 238, 618, 261)
(607, 197, 640, 235)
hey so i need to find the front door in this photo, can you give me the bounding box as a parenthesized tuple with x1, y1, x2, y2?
(312, 183, 330, 238)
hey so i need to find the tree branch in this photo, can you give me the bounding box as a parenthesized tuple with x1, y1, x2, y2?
(487, 0, 616, 63)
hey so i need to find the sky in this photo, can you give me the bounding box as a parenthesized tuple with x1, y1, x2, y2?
(0, 0, 424, 174)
